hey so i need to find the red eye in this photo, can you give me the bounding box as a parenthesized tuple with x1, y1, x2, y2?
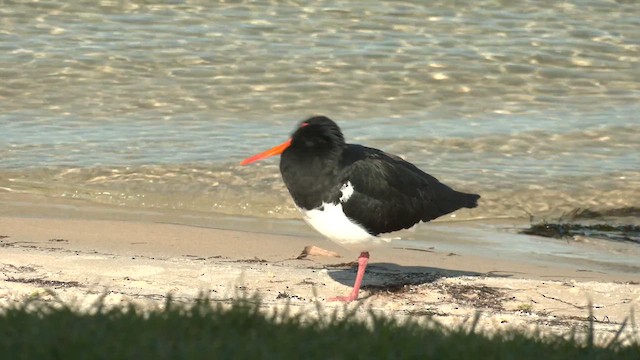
(300, 122, 309, 127)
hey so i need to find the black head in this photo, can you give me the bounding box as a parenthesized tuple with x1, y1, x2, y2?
(277, 116, 346, 209)
(239, 115, 346, 166)
(290, 116, 345, 152)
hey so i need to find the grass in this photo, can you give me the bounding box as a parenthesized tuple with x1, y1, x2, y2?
(516, 303, 534, 313)
(0, 293, 638, 360)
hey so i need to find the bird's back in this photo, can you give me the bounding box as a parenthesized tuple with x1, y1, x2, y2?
(339, 144, 480, 235)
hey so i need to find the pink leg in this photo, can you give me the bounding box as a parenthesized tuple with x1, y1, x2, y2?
(329, 252, 369, 302)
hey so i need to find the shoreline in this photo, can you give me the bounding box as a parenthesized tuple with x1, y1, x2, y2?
(3, 192, 639, 277)
(1, 215, 638, 345)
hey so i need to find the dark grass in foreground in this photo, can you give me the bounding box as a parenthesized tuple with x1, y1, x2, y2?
(0, 295, 638, 360)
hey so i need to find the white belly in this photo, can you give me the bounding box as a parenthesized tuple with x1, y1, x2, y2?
(299, 202, 373, 244)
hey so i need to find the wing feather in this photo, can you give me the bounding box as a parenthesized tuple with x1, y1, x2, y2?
(339, 145, 474, 235)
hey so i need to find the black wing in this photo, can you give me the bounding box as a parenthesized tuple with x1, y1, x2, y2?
(339, 145, 479, 235)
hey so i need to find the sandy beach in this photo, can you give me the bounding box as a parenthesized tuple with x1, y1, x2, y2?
(1, 214, 638, 345)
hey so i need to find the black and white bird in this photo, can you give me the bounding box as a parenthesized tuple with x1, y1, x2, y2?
(241, 116, 480, 301)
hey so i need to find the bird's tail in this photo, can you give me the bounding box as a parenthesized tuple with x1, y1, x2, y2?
(461, 192, 480, 209)
(422, 190, 481, 223)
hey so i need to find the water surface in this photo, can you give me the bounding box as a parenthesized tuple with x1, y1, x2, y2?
(1, 1, 639, 269)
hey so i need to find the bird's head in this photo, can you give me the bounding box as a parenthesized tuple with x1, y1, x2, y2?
(240, 116, 345, 165)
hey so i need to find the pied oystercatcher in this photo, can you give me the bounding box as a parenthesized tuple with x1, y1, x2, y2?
(241, 116, 480, 301)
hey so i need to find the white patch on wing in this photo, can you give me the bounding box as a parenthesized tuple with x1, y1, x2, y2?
(299, 201, 372, 244)
(339, 181, 354, 203)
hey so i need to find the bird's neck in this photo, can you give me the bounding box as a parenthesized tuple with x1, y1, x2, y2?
(280, 150, 343, 210)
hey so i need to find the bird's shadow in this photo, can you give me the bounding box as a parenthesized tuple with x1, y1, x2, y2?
(326, 262, 512, 296)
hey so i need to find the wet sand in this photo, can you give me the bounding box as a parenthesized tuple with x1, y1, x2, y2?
(1, 215, 638, 345)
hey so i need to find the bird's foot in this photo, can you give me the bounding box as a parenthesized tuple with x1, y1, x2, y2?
(297, 245, 341, 259)
(326, 252, 369, 302)
(327, 295, 358, 302)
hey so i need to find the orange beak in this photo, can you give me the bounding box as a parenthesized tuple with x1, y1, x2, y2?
(240, 138, 292, 165)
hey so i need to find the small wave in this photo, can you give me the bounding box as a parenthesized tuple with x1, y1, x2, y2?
(1, 164, 638, 223)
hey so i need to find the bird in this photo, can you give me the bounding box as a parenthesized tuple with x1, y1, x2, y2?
(240, 116, 480, 302)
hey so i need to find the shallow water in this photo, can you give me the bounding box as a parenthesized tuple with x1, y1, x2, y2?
(1, 1, 639, 267)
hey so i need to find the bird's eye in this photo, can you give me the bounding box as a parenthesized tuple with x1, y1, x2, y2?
(300, 122, 309, 128)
